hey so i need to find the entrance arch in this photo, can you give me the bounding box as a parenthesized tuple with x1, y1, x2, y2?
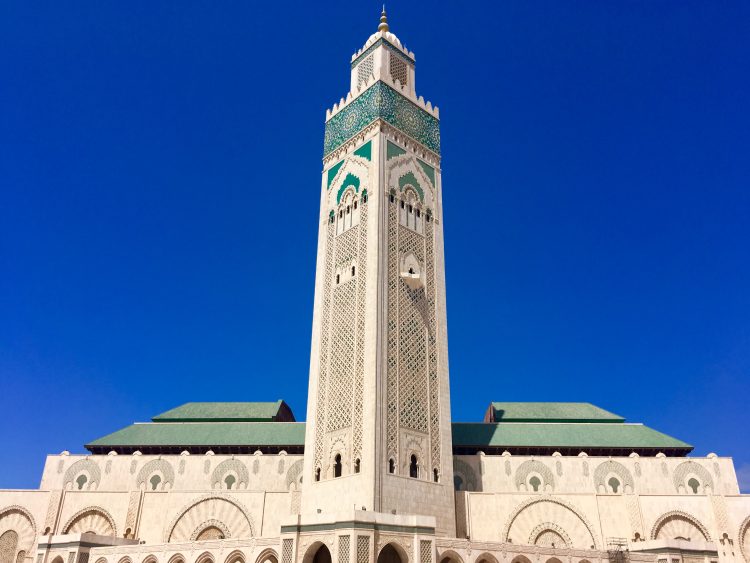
(378, 544, 405, 563)
(302, 544, 331, 563)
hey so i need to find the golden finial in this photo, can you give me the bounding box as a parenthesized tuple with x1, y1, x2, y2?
(378, 6, 389, 32)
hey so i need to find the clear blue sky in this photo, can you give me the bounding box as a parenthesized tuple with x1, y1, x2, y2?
(1, 1, 748, 491)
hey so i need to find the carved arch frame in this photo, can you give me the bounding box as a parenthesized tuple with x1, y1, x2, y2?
(649, 510, 712, 541)
(62, 506, 117, 537)
(502, 496, 599, 549)
(163, 494, 256, 543)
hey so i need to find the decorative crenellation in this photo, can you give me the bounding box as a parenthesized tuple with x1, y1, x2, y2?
(326, 74, 439, 125)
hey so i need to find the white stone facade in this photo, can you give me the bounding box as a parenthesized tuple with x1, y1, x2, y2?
(2, 12, 749, 563)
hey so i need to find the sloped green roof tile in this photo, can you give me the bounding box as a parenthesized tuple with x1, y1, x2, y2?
(86, 422, 306, 450)
(487, 402, 624, 423)
(152, 401, 292, 422)
(452, 422, 691, 452)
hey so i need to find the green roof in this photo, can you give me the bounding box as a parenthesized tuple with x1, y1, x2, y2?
(152, 401, 292, 422)
(452, 422, 691, 452)
(488, 402, 624, 423)
(86, 422, 306, 450)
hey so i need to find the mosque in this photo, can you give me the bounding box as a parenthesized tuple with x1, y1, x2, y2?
(2, 11, 749, 563)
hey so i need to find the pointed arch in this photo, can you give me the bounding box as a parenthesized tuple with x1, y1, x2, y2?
(474, 554, 498, 563)
(386, 154, 435, 209)
(254, 549, 278, 563)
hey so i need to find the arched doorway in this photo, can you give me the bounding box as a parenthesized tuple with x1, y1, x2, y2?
(378, 545, 405, 563)
(303, 544, 331, 563)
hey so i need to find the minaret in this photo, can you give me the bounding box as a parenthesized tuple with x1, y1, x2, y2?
(300, 10, 455, 537)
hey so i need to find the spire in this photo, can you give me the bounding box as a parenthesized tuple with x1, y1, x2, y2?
(378, 6, 389, 32)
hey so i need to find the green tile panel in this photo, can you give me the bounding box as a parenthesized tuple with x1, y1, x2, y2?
(324, 81, 440, 157)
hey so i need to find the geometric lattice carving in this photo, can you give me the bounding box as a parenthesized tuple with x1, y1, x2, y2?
(313, 220, 335, 476)
(356, 536, 369, 563)
(419, 540, 431, 563)
(62, 460, 101, 490)
(452, 459, 478, 491)
(515, 460, 555, 491)
(136, 459, 175, 490)
(651, 511, 711, 542)
(124, 491, 141, 538)
(0, 530, 18, 563)
(285, 460, 304, 490)
(313, 183, 368, 479)
(594, 461, 635, 493)
(43, 490, 62, 533)
(62, 507, 116, 537)
(338, 535, 350, 563)
(625, 493, 644, 540)
(281, 539, 294, 563)
(211, 460, 249, 490)
(673, 461, 714, 493)
(389, 54, 408, 87)
(356, 55, 374, 90)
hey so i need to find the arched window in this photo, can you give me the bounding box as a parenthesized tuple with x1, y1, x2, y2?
(608, 477, 620, 493)
(334, 454, 342, 478)
(388, 458, 395, 474)
(315, 467, 321, 482)
(389, 194, 394, 203)
(336, 274, 340, 284)
(354, 459, 361, 473)
(529, 476, 541, 492)
(454, 475, 464, 490)
(149, 474, 161, 490)
(433, 468, 439, 483)
(688, 477, 700, 494)
(346, 206, 350, 214)
(400, 200, 405, 209)
(354, 200, 358, 210)
(225, 474, 236, 490)
(76, 474, 88, 490)
(352, 266, 356, 276)
(409, 455, 418, 478)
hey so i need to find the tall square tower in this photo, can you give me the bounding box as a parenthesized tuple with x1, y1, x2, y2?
(300, 11, 455, 537)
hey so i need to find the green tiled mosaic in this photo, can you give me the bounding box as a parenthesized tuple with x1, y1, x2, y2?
(324, 81, 440, 157)
(398, 171, 424, 201)
(387, 140, 407, 160)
